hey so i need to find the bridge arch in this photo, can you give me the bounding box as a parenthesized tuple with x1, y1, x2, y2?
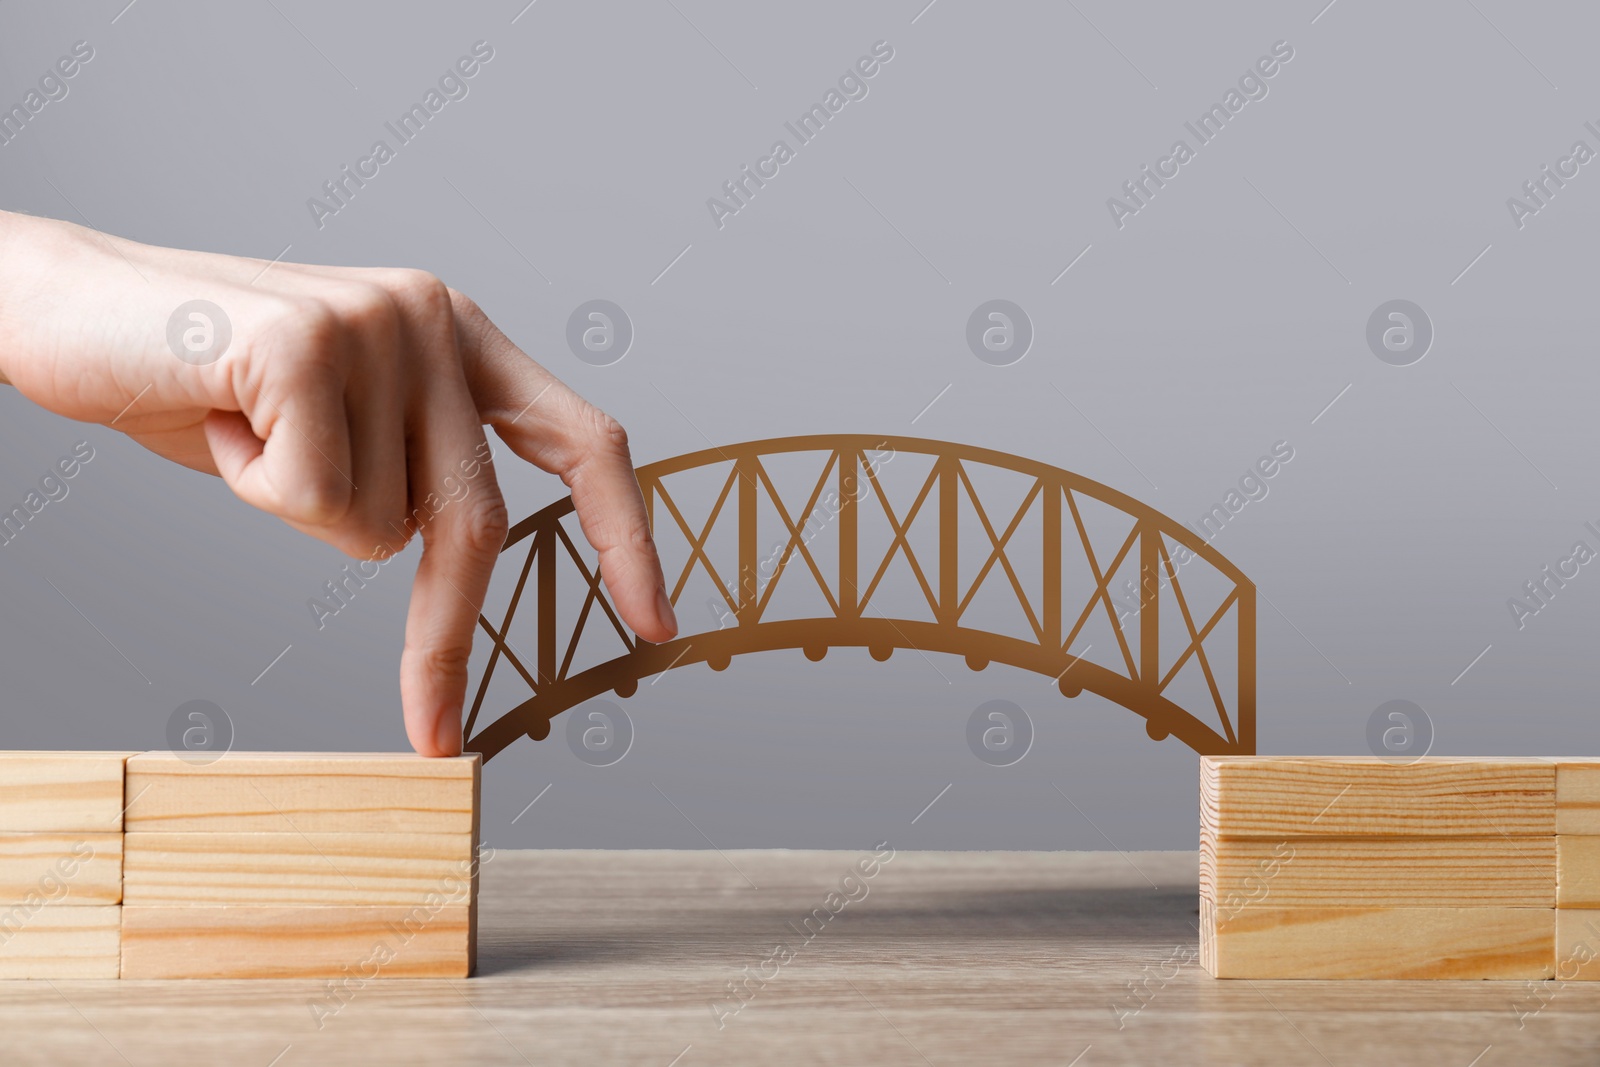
(465, 435, 1255, 762)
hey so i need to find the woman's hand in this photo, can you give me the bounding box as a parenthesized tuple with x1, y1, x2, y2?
(0, 210, 677, 755)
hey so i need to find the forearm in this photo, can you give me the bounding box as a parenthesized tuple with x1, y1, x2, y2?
(0, 210, 108, 395)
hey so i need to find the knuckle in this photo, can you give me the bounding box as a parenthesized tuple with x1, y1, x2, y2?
(556, 404, 632, 490)
(622, 505, 655, 547)
(447, 286, 485, 326)
(598, 505, 655, 560)
(453, 492, 510, 558)
(447, 288, 487, 353)
(286, 296, 344, 351)
(333, 281, 400, 339)
(405, 641, 473, 683)
(559, 406, 634, 492)
(596, 410, 630, 453)
(376, 269, 457, 366)
(294, 478, 354, 528)
(381, 269, 453, 320)
(249, 296, 347, 372)
(579, 404, 630, 457)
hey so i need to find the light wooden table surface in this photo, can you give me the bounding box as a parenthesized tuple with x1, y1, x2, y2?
(6, 849, 1598, 1066)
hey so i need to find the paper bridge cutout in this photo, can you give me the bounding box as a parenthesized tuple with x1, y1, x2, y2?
(464, 435, 1256, 763)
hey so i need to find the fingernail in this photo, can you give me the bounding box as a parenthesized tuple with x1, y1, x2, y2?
(435, 712, 463, 757)
(656, 584, 678, 635)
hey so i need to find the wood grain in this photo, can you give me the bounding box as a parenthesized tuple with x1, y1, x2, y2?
(1557, 760, 1600, 834)
(0, 833, 121, 907)
(120, 904, 473, 978)
(122, 832, 476, 906)
(0, 906, 120, 978)
(123, 753, 479, 833)
(0, 752, 135, 832)
(7, 852, 1600, 1065)
(1201, 898, 1555, 979)
(1201, 832, 1555, 908)
(1201, 756, 1556, 837)
(1556, 910, 1600, 980)
(1558, 835, 1600, 909)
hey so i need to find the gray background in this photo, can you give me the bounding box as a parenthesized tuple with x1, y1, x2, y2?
(0, 0, 1595, 852)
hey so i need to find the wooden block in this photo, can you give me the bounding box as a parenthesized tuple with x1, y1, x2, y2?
(0, 752, 135, 831)
(1555, 910, 1600, 980)
(0, 906, 121, 978)
(1557, 760, 1600, 834)
(123, 753, 480, 833)
(1557, 836, 1600, 908)
(123, 832, 475, 907)
(1201, 756, 1555, 837)
(1200, 898, 1555, 979)
(468, 764, 481, 978)
(1201, 833, 1555, 908)
(121, 905, 473, 978)
(0, 833, 122, 907)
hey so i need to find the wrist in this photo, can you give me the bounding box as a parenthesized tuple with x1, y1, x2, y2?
(0, 210, 43, 386)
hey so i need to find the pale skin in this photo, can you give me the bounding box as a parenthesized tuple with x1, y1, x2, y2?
(0, 209, 678, 755)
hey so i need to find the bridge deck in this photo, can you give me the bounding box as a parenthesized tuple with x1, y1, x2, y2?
(4, 850, 1594, 1065)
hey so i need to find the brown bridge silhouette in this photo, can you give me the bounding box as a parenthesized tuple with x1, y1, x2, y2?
(464, 435, 1255, 762)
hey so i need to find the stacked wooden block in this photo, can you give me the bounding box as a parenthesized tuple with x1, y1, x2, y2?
(0, 753, 128, 977)
(0, 751, 480, 979)
(1201, 756, 1600, 980)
